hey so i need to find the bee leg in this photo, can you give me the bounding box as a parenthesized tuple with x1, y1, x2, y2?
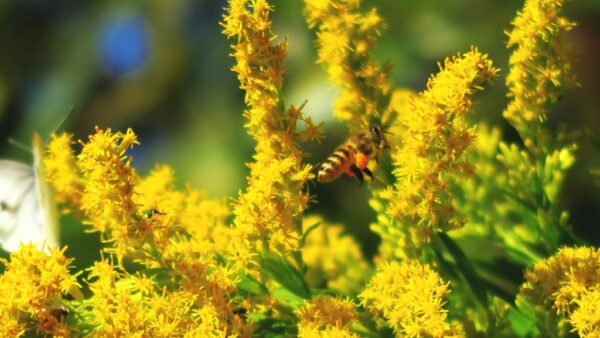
(349, 164, 364, 186)
(363, 167, 374, 181)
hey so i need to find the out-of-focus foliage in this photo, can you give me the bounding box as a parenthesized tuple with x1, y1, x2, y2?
(302, 215, 370, 295)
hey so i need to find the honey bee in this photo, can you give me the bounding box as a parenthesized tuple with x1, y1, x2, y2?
(318, 125, 390, 185)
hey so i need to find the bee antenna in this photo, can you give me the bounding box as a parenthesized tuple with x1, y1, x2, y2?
(378, 125, 392, 134)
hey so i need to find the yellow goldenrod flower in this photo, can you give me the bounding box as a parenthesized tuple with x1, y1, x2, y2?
(186, 304, 229, 338)
(46, 129, 143, 260)
(132, 165, 237, 261)
(130, 164, 185, 254)
(0, 244, 80, 337)
(148, 290, 197, 336)
(304, 0, 390, 128)
(222, 0, 321, 258)
(85, 260, 161, 336)
(297, 295, 358, 338)
(569, 287, 600, 338)
(360, 260, 464, 338)
(504, 0, 577, 153)
(371, 48, 498, 259)
(173, 189, 251, 270)
(44, 132, 83, 209)
(47, 130, 242, 267)
(83, 257, 247, 337)
(45, 128, 252, 334)
(302, 216, 370, 295)
(62, 127, 142, 262)
(133, 164, 178, 216)
(77, 127, 139, 234)
(384, 88, 416, 132)
(0, 312, 25, 338)
(522, 246, 599, 314)
(156, 238, 230, 311)
(151, 230, 247, 335)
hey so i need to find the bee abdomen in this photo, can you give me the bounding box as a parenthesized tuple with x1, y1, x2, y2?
(317, 145, 354, 182)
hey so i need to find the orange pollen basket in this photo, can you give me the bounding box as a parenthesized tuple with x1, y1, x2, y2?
(355, 153, 369, 170)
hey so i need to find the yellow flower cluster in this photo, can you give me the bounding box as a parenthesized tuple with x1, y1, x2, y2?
(133, 164, 243, 267)
(304, 0, 390, 128)
(44, 133, 82, 209)
(79, 127, 139, 241)
(296, 295, 358, 338)
(45, 128, 240, 264)
(301, 216, 370, 295)
(45, 127, 140, 259)
(519, 246, 600, 337)
(504, 0, 577, 152)
(44, 127, 251, 336)
(372, 48, 498, 259)
(360, 260, 464, 338)
(570, 288, 600, 338)
(0, 244, 80, 337)
(82, 259, 248, 337)
(222, 0, 321, 258)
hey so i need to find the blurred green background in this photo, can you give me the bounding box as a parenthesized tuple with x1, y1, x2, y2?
(0, 0, 598, 270)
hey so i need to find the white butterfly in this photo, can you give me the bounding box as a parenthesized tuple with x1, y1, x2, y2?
(0, 133, 59, 252)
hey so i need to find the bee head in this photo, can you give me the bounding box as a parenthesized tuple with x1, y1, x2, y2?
(369, 125, 382, 138)
(369, 124, 391, 150)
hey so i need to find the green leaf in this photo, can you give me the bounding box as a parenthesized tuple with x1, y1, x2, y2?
(300, 221, 321, 246)
(272, 286, 306, 308)
(504, 246, 541, 266)
(501, 188, 537, 215)
(237, 272, 269, 296)
(260, 255, 311, 300)
(350, 321, 381, 338)
(310, 288, 337, 297)
(251, 314, 297, 338)
(291, 250, 307, 274)
(438, 232, 489, 307)
(144, 267, 171, 280)
(508, 307, 539, 338)
(536, 210, 559, 248)
(0, 247, 9, 274)
(479, 276, 515, 305)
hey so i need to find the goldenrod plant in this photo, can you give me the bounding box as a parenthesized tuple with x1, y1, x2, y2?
(304, 0, 391, 128)
(0, 0, 597, 337)
(360, 260, 465, 337)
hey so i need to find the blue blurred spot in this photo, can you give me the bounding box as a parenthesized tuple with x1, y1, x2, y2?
(99, 14, 149, 76)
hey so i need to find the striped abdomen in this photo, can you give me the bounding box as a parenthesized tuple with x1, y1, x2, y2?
(317, 145, 356, 182)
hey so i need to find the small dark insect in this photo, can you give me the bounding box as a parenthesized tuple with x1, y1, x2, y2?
(233, 307, 248, 318)
(142, 208, 165, 219)
(49, 306, 69, 322)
